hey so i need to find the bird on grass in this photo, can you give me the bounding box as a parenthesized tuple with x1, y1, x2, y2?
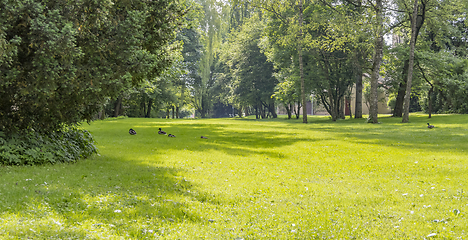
(201, 136, 208, 139)
(129, 129, 137, 135)
(158, 128, 167, 135)
(427, 123, 435, 129)
(168, 134, 176, 137)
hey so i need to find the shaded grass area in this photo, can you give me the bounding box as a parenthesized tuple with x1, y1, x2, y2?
(1, 113, 467, 239)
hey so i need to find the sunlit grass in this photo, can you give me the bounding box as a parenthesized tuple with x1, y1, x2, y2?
(1, 113, 468, 239)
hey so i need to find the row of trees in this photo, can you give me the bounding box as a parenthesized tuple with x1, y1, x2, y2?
(221, 0, 467, 123)
(2, 0, 467, 133)
(139, 0, 466, 123)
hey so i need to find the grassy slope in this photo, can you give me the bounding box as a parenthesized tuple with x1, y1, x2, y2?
(0, 113, 467, 239)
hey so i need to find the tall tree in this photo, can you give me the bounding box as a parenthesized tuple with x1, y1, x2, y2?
(390, 0, 464, 117)
(247, 0, 309, 122)
(221, 14, 278, 119)
(178, 27, 203, 117)
(402, 0, 418, 123)
(298, 0, 307, 123)
(392, 0, 428, 117)
(367, 0, 384, 124)
(314, 48, 356, 121)
(192, 0, 229, 117)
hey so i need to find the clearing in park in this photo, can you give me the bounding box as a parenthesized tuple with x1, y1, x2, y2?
(1, 113, 467, 239)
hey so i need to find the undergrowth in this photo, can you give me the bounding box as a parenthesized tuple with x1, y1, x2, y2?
(0, 127, 97, 165)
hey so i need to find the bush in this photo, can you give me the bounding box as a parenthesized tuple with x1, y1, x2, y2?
(0, 127, 98, 166)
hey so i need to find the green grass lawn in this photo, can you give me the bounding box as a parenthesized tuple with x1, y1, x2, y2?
(1, 113, 468, 239)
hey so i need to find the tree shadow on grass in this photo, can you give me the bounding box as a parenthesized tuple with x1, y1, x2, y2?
(0, 155, 229, 238)
(88, 119, 328, 160)
(312, 114, 468, 154)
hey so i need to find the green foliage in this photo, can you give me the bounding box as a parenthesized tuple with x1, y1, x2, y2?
(0, 0, 188, 133)
(189, 0, 230, 118)
(120, 41, 192, 119)
(421, 71, 468, 114)
(0, 127, 97, 166)
(387, 96, 396, 112)
(413, 50, 468, 114)
(272, 80, 299, 107)
(220, 14, 277, 118)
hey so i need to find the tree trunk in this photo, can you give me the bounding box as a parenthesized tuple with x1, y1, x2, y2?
(393, 1, 426, 117)
(417, 62, 433, 119)
(428, 86, 433, 118)
(268, 102, 277, 118)
(347, 96, 353, 119)
(354, 59, 363, 118)
(97, 106, 105, 120)
(329, 90, 338, 121)
(298, 0, 307, 123)
(339, 97, 345, 119)
(285, 104, 292, 119)
(114, 96, 122, 117)
(368, 0, 384, 124)
(393, 61, 408, 117)
(145, 99, 152, 118)
(199, 94, 206, 118)
(176, 106, 180, 119)
(142, 97, 146, 118)
(172, 106, 175, 119)
(100, 108, 105, 120)
(166, 108, 170, 119)
(402, 0, 419, 123)
(296, 101, 301, 119)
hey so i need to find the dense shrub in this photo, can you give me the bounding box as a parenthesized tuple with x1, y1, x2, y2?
(0, 127, 97, 166)
(0, 0, 187, 133)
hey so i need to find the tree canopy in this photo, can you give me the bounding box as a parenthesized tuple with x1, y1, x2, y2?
(0, 0, 189, 133)
(2, 0, 467, 127)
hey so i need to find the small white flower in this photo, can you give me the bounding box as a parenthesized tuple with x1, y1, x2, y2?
(114, 210, 122, 213)
(420, 194, 424, 197)
(402, 193, 408, 196)
(410, 211, 414, 214)
(427, 233, 437, 237)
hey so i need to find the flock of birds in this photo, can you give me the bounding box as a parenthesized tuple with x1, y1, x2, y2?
(128, 127, 208, 139)
(128, 123, 434, 137)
